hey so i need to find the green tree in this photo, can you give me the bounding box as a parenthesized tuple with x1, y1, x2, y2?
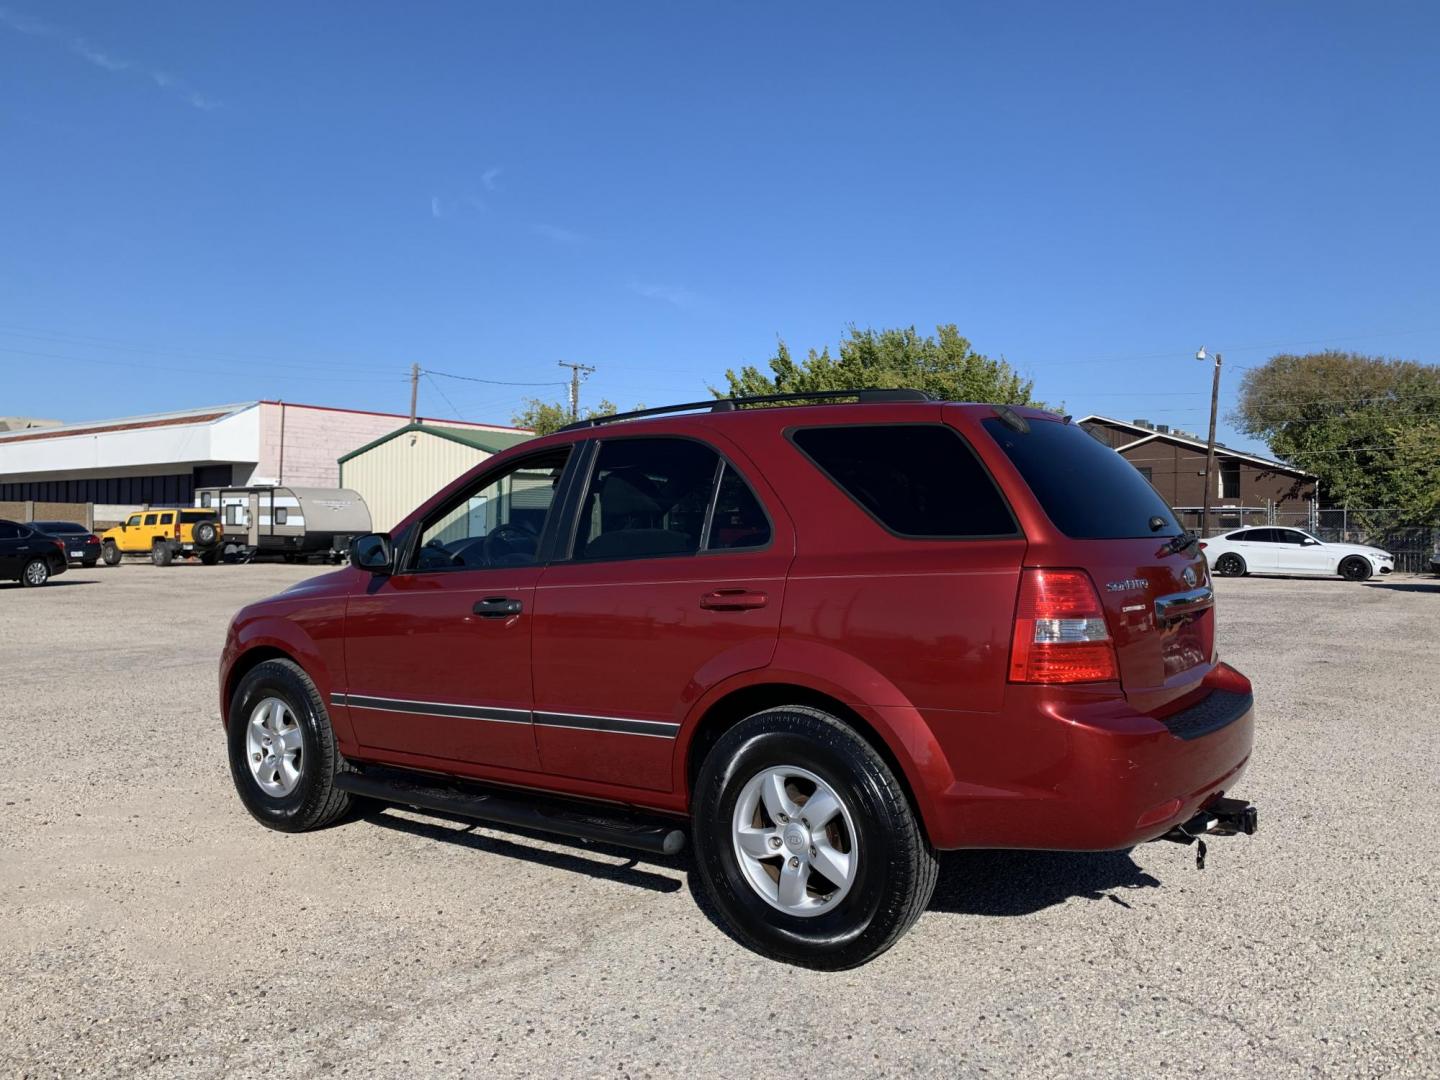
(717, 324, 1040, 406)
(512, 398, 620, 436)
(1232, 350, 1440, 519)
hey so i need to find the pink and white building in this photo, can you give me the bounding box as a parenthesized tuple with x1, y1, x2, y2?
(0, 400, 525, 520)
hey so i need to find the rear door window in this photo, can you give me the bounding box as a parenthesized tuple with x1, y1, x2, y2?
(981, 417, 1179, 539)
(575, 438, 721, 560)
(790, 424, 1015, 538)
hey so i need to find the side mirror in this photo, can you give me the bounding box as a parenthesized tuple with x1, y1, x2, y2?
(350, 533, 394, 574)
(1303, 538, 1320, 546)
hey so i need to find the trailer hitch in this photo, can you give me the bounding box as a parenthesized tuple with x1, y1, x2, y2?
(1157, 796, 1258, 869)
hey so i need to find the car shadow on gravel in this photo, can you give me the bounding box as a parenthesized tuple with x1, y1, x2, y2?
(928, 849, 1161, 916)
(1362, 580, 1440, 593)
(362, 806, 687, 894)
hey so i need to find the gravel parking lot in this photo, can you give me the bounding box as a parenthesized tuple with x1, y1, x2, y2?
(2, 563, 1437, 1078)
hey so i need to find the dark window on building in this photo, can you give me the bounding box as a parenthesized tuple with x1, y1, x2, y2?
(981, 418, 1178, 539)
(575, 438, 720, 560)
(1135, 466, 1153, 483)
(1219, 459, 1241, 499)
(793, 424, 1016, 538)
(705, 464, 770, 551)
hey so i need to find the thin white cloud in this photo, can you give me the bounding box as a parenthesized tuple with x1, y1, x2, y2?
(430, 195, 444, 219)
(0, 6, 218, 110)
(70, 38, 128, 71)
(629, 281, 700, 310)
(481, 167, 502, 191)
(532, 222, 585, 245)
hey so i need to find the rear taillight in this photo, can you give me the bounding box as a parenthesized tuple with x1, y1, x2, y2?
(1008, 568, 1118, 684)
(52, 539, 66, 553)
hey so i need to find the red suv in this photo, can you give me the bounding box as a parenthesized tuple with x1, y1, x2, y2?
(221, 390, 1257, 968)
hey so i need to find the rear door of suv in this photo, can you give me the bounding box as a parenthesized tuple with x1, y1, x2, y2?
(529, 430, 792, 792)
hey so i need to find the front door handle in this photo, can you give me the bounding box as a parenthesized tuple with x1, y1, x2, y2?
(473, 596, 523, 618)
(699, 589, 768, 611)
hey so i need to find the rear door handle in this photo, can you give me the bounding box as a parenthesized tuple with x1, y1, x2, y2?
(473, 596, 523, 618)
(699, 589, 768, 611)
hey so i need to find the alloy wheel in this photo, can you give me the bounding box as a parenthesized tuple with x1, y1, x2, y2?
(731, 764, 859, 918)
(245, 697, 304, 796)
(24, 560, 48, 586)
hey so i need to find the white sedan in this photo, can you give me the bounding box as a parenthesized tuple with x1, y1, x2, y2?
(1200, 527, 1394, 581)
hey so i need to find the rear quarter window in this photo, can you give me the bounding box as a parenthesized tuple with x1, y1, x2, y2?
(789, 424, 1016, 538)
(981, 416, 1181, 539)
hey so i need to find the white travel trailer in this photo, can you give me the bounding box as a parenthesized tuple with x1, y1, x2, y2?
(195, 485, 372, 562)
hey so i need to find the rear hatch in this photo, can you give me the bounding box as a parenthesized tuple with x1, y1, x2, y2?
(978, 414, 1214, 713)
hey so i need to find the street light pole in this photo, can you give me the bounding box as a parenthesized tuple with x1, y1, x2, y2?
(1197, 347, 1223, 537)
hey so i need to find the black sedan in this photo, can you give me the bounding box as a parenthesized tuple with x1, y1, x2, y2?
(28, 520, 102, 566)
(0, 519, 69, 587)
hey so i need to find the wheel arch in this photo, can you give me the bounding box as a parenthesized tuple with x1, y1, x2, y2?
(679, 677, 951, 846)
(222, 645, 298, 727)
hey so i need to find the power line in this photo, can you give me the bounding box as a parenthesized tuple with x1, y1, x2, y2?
(424, 367, 569, 388)
(424, 372, 466, 422)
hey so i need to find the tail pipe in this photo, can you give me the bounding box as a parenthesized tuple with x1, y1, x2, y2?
(1156, 796, 1258, 869)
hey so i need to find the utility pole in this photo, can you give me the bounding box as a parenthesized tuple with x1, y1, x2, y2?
(558, 361, 596, 421)
(409, 363, 420, 424)
(1196, 347, 1223, 537)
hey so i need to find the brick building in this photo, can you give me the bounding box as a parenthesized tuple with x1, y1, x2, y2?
(1079, 415, 1318, 530)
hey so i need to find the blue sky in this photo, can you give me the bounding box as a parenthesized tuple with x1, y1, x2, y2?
(2, 2, 1438, 454)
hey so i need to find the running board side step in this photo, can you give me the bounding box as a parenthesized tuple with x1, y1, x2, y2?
(334, 771, 687, 856)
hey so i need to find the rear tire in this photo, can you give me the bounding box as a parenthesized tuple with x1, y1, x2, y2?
(200, 549, 221, 565)
(151, 542, 173, 567)
(102, 541, 121, 566)
(20, 558, 49, 587)
(1214, 553, 1246, 577)
(227, 659, 352, 832)
(1340, 556, 1372, 582)
(692, 705, 938, 970)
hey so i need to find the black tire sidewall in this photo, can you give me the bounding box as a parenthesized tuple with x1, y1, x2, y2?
(1217, 554, 1244, 577)
(1341, 556, 1371, 581)
(227, 660, 341, 832)
(194, 522, 218, 549)
(693, 709, 928, 968)
(102, 542, 121, 566)
(21, 559, 48, 587)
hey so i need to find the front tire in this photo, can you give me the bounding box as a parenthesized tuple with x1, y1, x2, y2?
(692, 705, 938, 970)
(227, 659, 351, 832)
(1340, 556, 1372, 582)
(102, 541, 122, 566)
(20, 558, 49, 587)
(1214, 553, 1246, 577)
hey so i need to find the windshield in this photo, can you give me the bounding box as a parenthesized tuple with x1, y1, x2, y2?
(981, 416, 1181, 539)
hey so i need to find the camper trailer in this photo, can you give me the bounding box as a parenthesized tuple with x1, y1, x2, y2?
(195, 486, 371, 562)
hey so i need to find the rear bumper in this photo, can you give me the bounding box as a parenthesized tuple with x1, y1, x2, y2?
(923, 663, 1256, 851)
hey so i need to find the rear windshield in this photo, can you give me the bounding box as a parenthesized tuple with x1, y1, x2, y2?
(981, 417, 1180, 539)
(181, 510, 217, 523)
(32, 521, 85, 533)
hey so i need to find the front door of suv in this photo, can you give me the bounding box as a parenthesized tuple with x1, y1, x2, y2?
(530, 433, 792, 792)
(341, 446, 574, 772)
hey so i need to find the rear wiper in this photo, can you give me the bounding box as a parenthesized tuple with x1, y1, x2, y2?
(1158, 531, 1200, 557)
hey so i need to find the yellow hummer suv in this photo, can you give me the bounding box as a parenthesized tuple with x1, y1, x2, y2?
(100, 508, 224, 566)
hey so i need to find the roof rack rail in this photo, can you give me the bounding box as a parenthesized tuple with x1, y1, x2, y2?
(556, 387, 936, 432)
